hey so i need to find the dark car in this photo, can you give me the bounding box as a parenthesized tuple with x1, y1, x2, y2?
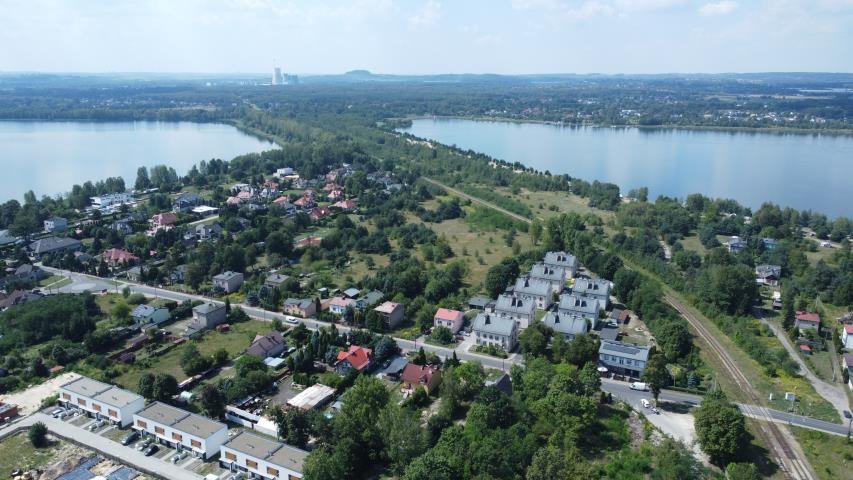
(121, 431, 139, 445)
(143, 445, 159, 456)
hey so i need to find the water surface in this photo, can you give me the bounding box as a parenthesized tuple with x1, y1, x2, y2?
(403, 118, 853, 218)
(0, 121, 275, 201)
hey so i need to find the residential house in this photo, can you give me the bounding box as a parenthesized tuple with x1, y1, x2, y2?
(169, 265, 187, 284)
(293, 195, 315, 210)
(274, 167, 294, 178)
(335, 345, 373, 374)
(494, 294, 535, 329)
(726, 236, 748, 254)
(283, 298, 316, 318)
(400, 364, 442, 395)
(512, 275, 552, 310)
(434, 308, 465, 334)
(343, 287, 361, 299)
(265, 273, 290, 289)
(247, 331, 286, 359)
(795, 311, 821, 331)
(13, 264, 46, 283)
(0, 229, 20, 247)
(58, 376, 145, 427)
(329, 296, 355, 315)
(472, 313, 518, 352)
(0, 290, 43, 310)
(332, 199, 357, 211)
(485, 373, 513, 396)
(543, 251, 579, 278)
(43, 216, 68, 233)
(557, 294, 602, 329)
(151, 212, 178, 229)
(187, 303, 227, 336)
(0, 403, 18, 422)
(529, 262, 567, 294)
(112, 218, 133, 236)
(843, 325, 853, 350)
(755, 264, 782, 286)
(195, 223, 223, 241)
(374, 301, 405, 329)
(133, 402, 228, 459)
(598, 340, 651, 378)
(467, 296, 491, 311)
(219, 430, 307, 480)
(213, 271, 244, 293)
(842, 353, 853, 390)
(91, 193, 133, 210)
(541, 312, 589, 340)
(131, 304, 171, 326)
(381, 357, 409, 380)
(273, 197, 297, 216)
(102, 248, 138, 267)
(172, 193, 202, 213)
(327, 189, 344, 201)
(29, 236, 81, 257)
(310, 206, 332, 222)
(571, 278, 611, 309)
(354, 290, 384, 310)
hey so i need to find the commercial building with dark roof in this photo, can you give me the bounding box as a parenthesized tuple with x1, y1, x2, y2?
(598, 340, 651, 379)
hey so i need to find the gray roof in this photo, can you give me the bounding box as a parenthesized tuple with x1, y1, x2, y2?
(599, 340, 651, 362)
(529, 263, 566, 283)
(468, 296, 491, 308)
(193, 302, 225, 315)
(513, 276, 551, 297)
(357, 290, 384, 307)
(558, 294, 601, 315)
(61, 376, 143, 408)
(29, 236, 81, 255)
(382, 356, 409, 375)
(572, 278, 610, 297)
(266, 273, 289, 285)
(755, 264, 782, 278)
(495, 294, 535, 315)
(136, 402, 225, 438)
(544, 251, 578, 269)
(131, 304, 167, 318)
(343, 287, 361, 298)
(541, 312, 588, 336)
(599, 325, 620, 341)
(473, 313, 516, 337)
(284, 298, 313, 309)
(213, 271, 242, 281)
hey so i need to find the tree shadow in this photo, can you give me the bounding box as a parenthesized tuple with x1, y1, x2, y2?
(657, 400, 692, 414)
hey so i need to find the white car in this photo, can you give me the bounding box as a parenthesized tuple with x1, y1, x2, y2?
(641, 399, 651, 408)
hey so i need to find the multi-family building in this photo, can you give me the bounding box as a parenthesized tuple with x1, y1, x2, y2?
(543, 251, 579, 278)
(213, 271, 244, 293)
(528, 262, 567, 294)
(220, 430, 308, 480)
(472, 313, 518, 352)
(512, 275, 553, 310)
(557, 293, 602, 329)
(133, 402, 228, 459)
(571, 278, 611, 309)
(494, 294, 536, 329)
(541, 312, 589, 340)
(58, 376, 145, 427)
(598, 340, 651, 378)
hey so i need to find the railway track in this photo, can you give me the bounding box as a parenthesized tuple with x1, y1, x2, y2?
(665, 294, 816, 480)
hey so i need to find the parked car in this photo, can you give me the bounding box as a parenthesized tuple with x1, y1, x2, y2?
(50, 408, 64, 418)
(136, 440, 151, 451)
(121, 431, 140, 445)
(285, 317, 299, 325)
(88, 420, 104, 431)
(172, 452, 188, 463)
(143, 445, 159, 456)
(641, 399, 651, 408)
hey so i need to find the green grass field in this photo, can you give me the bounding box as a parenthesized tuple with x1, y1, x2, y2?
(790, 427, 853, 480)
(0, 433, 88, 475)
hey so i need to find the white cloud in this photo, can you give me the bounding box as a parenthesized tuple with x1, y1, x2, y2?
(699, 0, 738, 16)
(409, 0, 442, 27)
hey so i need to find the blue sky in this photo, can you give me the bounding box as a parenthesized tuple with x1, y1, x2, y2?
(1, 0, 851, 74)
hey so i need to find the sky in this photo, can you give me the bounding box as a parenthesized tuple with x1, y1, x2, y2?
(1, 0, 851, 75)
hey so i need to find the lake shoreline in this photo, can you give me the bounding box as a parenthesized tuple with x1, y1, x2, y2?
(402, 115, 853, 137)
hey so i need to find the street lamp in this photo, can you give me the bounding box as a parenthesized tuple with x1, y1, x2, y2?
(844, 410, 852, 441)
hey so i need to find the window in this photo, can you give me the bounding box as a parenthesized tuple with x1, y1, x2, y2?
(172, 432, 182, 441)
(136, 420, 147, 428)
(62, 393, 70, 400)
(108, 409, 118, 418)
(155, 426, 165, 435)
(225, 452, 236, 461)
(92, 404, 101, 412)
(191, 439, 201, 448)
(77, 399, 87, 406)
(267, 467, 279, 476)
(246, 459, 258, 469)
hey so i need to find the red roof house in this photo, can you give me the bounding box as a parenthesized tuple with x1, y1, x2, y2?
(332, 199, 357, 210)
(310, 206, 332, 221)
(335, 345, 373, 374)
(795, 311, 821, 330)
(400, 364, 442, 394)
(151, 212, 178, 228)
(433, 308, 465, 334)
(102, 248, 138, 267)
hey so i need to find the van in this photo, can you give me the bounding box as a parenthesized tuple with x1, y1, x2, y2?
(629, 382, 648, 391)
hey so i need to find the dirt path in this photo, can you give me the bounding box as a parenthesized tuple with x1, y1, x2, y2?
(666, 294, 816, 480)
(758, 315, 850, 420)
(421, 177, 532, 225)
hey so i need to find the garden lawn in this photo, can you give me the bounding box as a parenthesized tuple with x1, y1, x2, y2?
(790, 427, 852, 480)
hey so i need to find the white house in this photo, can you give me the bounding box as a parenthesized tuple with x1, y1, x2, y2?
(133, 402, 228, 460)
(542, 312, 589, 340)
(91, 192, 133, 209)
(572, 277, 611, 309)
(494, 294, 536, 329)
(598, 340, 651, 379)
(131, 304, 171, 326)
(213, 271, 244, 293)
(58, 376, 145, 427)
(843, 325, 853, 350)
(433, 308, 465, 334)
(528, 262, 567, 294)
(512, 275, 553, 310)
(543, 251, 578, 278)
(43, 217, 68, 233)
(220, 430, 308, 480)
(557, 294, 602, 329)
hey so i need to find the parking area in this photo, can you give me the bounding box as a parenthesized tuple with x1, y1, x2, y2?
(43, 405, 230, 478)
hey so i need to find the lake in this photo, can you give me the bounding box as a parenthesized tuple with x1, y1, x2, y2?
(0, 121, 276, 201)
(402, 118, 853, 218)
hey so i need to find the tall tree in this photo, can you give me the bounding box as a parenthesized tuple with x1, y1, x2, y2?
(693, 390, 748, 465)
(642, 353, 670, 405)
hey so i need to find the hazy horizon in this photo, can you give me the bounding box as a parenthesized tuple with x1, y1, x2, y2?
(2, 0, 851, 75)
